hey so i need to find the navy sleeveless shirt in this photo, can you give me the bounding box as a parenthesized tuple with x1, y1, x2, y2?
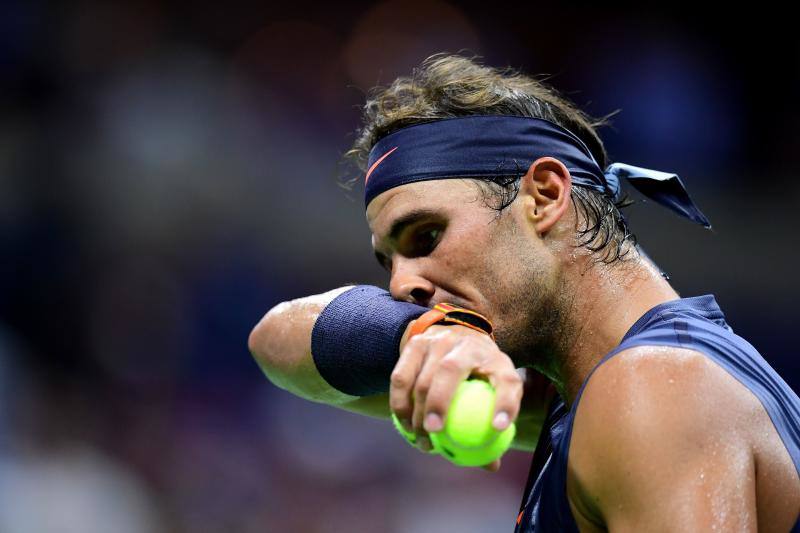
(514, 294, 800, 532)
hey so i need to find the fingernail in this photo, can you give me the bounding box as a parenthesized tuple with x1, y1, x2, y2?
(419, 436, 432, 451)
(493, 411, 509, 430)
(424, 412, 442, 432)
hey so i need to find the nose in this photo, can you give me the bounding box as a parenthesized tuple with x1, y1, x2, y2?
(389, 257, 436, 307)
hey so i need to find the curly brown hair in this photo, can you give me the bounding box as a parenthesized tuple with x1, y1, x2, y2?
(344, 54, 638, 264)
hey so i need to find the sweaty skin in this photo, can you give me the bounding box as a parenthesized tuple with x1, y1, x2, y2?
(248, 287, 550, 472)
(251, 154, 800, 527)
(365, 157, 679, 402)
(364, 156, 800, 529)
(567, 345, 800, 532)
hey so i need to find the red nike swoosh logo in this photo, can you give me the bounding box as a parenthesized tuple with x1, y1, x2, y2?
(365, 146, 398, 184)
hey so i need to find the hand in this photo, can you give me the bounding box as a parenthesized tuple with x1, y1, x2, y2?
(390, 322, 524, 472)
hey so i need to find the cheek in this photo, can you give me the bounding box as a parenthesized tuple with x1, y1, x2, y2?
(442, 227, 509, 288)
(436, 223, 485, 269)
(478, 225, 539, 296)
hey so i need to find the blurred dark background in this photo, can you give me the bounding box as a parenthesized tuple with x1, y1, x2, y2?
(0, 1, 797, 531)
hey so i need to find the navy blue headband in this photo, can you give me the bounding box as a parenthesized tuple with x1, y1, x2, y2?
(363, 115, 711, 229)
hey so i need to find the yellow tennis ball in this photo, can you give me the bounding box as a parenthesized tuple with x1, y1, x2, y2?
(429, 379, 516, 467)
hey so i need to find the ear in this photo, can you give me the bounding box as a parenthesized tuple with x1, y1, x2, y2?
(519, 156, 572, 236)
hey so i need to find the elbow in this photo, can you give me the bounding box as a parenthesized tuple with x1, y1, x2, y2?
(248, 301, 291, 375)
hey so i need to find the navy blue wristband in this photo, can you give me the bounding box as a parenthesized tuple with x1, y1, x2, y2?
(311, 285, 428, 396)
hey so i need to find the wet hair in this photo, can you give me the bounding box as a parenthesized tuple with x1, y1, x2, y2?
(344, 53, 638, 264)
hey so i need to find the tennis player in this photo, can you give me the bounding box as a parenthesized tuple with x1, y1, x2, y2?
(248, 55, 800, 531)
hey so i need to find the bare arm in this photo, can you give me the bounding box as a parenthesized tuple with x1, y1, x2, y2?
(248, 286, 367, 406)
(247, 287, 550, 450)
(568, 346, 759, 531)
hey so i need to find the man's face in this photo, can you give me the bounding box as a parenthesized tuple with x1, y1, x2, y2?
(367, 178, 570, 367)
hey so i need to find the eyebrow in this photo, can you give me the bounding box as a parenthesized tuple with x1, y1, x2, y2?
(373, 208, 440, 269)
(387, 208, 440, 243)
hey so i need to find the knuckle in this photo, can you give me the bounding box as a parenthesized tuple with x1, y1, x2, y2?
(407, 335, 426, 347)
(426, 327, 455, 342)
(499, 370, 523, 385)
(438, 354, 463, 372)
(390, 371, 408, 389)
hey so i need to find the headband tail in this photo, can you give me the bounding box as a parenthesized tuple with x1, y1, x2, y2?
(605, 162, 712, 229)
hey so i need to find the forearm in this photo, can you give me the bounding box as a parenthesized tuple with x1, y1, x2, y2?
(249, 285, 421, 406)
(248, 286, 360, 405)
(248, 287, 553, 434)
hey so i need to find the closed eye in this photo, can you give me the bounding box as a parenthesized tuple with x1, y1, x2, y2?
(372, 211, 447, 273)
(402, 223, 444, 258)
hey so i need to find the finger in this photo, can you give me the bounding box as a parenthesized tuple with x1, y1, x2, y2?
(390, 336, 427, 431)
(416, 434, 433, 453)
(411, 336, 457, 435)
(473, 363, 524, 431)
(481, 459, 501, 472)
(422, 345, 478, 433)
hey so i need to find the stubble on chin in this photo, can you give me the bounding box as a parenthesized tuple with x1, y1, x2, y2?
(492, 271, 574, 380)
(479, 206, 574, 375)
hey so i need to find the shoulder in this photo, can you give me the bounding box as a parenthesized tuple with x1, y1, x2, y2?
(576, 344, 763, 434)
(567, 345, 762, 527)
